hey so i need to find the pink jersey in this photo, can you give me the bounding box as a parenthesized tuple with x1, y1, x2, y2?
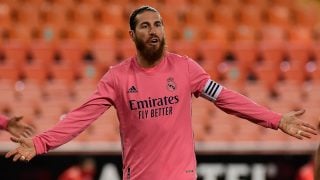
(0, 115, 8, 130)
(33, 52, 281, 180)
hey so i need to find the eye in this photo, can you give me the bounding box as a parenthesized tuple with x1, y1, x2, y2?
(140, 23, 148, 29)
(155, 22, 162, 27)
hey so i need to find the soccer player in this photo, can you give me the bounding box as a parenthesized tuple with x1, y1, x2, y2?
(0, 114, 34, 138)
(58, 157, 96, 180)
(5, 6, 318, 180)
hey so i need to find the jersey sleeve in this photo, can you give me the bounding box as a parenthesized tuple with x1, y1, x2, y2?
(32, 70, 118, 154)
(214, 87, 281, 129)
(187, 57, 210, 97)
(0, 115, 9, 130)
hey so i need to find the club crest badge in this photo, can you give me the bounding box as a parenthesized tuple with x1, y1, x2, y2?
(167, 77, 176, 91)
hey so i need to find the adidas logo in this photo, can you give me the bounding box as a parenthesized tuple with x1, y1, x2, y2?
(128, 85, 138, 93)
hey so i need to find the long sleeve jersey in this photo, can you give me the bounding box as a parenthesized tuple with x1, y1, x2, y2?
(33, 52, 281, 180)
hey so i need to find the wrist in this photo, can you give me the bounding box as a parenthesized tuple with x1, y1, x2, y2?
(278, 115, 285, 130)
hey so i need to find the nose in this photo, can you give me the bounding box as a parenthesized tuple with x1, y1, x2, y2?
(149, 26, 156, 35)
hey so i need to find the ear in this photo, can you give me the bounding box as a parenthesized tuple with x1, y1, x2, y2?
(129, 30, 135, 41)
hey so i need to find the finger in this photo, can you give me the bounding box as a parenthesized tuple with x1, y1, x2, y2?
(299, 131, 311, 139)
(10, 137, 21, 143)
(294, 109, 305, 116)
(25, 153, 34, 162)
(13, 153, 22, 162)
(302, 122, 317, 131)
(293, 130, 303, 140)
(25, 126, 35, 133)
(20, 155, 26, 161)
(15, 116, 23, 121)
(302, 126, 318, 135)
(294, 134, 303, 140)
(5, 149, 18, 158)
(21, 132, 29, 138)
(25, 127, 35, 136)
(21, 129, 32, 138)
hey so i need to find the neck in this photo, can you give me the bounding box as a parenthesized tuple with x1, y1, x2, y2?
(136, 52, 164, 68)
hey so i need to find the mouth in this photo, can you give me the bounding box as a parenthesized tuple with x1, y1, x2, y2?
(147, 37, 160, 46)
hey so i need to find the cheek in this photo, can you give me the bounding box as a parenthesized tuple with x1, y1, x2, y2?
(135, 30, 148, 37)
(157, 29, 165, 37)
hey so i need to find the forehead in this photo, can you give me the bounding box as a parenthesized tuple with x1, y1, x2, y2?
(135, 11, 161, 24)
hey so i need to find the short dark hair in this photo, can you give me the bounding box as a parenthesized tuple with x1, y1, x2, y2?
(129, 5, 159, 31)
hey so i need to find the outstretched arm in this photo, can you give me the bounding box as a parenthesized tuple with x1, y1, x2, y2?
(206, 85, 317, 139)
(6, 72, 118, 162)
(5, 95, 111, 162)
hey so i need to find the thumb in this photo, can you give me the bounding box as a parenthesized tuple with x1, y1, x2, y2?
(14, 116, 23, 122)
(10, 136, 21, 144)
(293, 109, 305, 116)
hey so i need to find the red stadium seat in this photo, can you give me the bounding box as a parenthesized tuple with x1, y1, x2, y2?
(65, 23, 92, 50)
(211, 4, 237, 31)
(238, 4, 263, 29)
(259, 40, 285, 67)
(273, 81, 304, 106)
(2, 40, 27, 67)
(286, 41, 311, 68)
(49, 63, 77, 85)
(292, 2, 318, 28)
(233, 24, 258, 42)
(117, 39, 136, 60)
(91, 24, 117, 43)
(70, 3, 97, 27)
(91, 40, 117, 66)
(42, 80, 74, 103)
(309, 67, 320, 84)
(231, 40, 258, 72)
(157, 6, 181, 28)
(0, 3, 12, 29)
(204, 113, 236, 142)
(243, 81, 272, 105)
(14, 4, 41, 27)
(0, 64, 21, 83)
(281, 66, 307, 86)
(234, 118, 264, 141)
(29, 40, 56, 67)
(259, 24, 288, 42)
(288, 25, 313, 47)
(170, 40, 199, 60)
(265, 5, 291, 30)
(56, 39, 85, 72)
(203, 24, 231, 48)
(198, 40, 226, 62)
(271, 0, 294, 7)
(198, 40, 226, 79)
(96, 4, 126, 30)
(255, 64, 280, 90)
(0, 81, 17, 106)
(182, 5, 209, 28)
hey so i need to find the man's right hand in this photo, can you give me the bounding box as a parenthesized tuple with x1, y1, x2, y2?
(5, 137, 36, 162)
(7, 116, 35, 138)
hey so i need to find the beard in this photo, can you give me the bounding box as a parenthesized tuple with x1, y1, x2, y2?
(133, 35, 166, 63)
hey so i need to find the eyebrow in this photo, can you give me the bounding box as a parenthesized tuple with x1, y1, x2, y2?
(139, 20, 162, 26)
